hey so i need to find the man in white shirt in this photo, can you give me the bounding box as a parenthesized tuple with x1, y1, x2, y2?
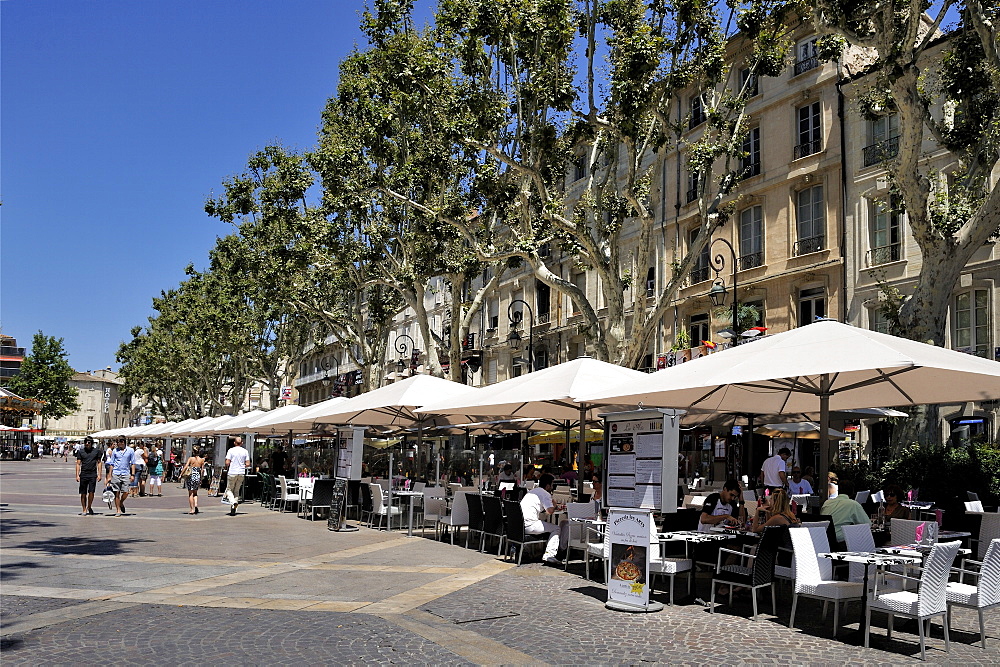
(520, 473, 562, 564)
(787, 467, 813, 495)
(224, 436, 251, 516)
(759, 447, 791, 491)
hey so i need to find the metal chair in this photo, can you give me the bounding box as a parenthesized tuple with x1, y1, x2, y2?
(564, 501, 598, 570)
(648, 524, 693, 606)
(437, 491, 469, 544)
(789, 526, 864, 636)
(358, 481, 374, 526)
(947, 537, 1000, 649)
(480, 494, 506, 554)
(277, 476, 300, 513)
(370, 482, 401, 530)
(302, 478, 335, 521)
(865, 540, 961, 660)
(466, 493, 485, 550)
(502, 500, 548, 565)
(710, 525, 786, 620)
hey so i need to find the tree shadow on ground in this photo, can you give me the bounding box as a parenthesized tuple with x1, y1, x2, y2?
(14, 535, 153, 557)
(0, 518, 59, 535)
(0, 561, 50, 583)
(568, 585, 607, 602)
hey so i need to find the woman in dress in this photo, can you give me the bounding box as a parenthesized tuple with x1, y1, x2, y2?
(184, 447, 206, 515)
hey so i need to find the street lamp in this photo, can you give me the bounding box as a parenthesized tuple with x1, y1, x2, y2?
(395, 334, 416, 375)
(320, 354, 340, 395)
(507, 299, 534, 372)
(707, 237, 740, 344)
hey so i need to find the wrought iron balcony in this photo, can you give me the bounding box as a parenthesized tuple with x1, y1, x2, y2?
(794, 139, 822, 159)
(739, 161, 761, 179)
(862, 136, 900, 167)
(865, 244, 902, 266)
(686, 187, 699, 203)
(688, 112, 707, 130)
(737, 251, 764, 271)
(689, 265, 711, 284)
(793, 234, 825, 256)
(794, 56, 818, 76)
(537, 311, 550, 325)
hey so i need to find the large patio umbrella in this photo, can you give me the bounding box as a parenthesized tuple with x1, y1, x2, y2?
(207, 410, 266, 435)
(754, 422, 846, 439)
(578, 319, 1000, 497)
(243, 404, 308, 433)
(416, 356, 653, 495)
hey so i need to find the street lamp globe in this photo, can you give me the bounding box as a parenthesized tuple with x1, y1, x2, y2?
(709, 280, 728, 308)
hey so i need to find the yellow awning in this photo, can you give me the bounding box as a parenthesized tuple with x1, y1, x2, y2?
(528, 428, 604, 445)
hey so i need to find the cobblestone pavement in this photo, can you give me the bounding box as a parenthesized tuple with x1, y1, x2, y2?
(2, 460, 999, 665)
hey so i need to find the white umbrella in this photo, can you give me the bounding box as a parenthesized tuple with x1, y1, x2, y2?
(579, 319, 1000, 496)
(754, 422, 846, 439)
(311, 375, 479, 427)
(207, 410, 266, 435)
(183, 415, 236, 437)
(243, 404, 308, 432)
(167, 416, 217, 437)
(417, 357, 653, 494)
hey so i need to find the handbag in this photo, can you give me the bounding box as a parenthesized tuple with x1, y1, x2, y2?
(179, 465, 192, 481)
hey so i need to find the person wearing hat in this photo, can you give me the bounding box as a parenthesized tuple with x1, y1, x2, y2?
(75, 437, 103, 515)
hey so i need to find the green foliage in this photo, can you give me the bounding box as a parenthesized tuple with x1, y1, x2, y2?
(878, 441, 1000, 506)
(8, 332, 80, 421)
(829, 459, 879, 495)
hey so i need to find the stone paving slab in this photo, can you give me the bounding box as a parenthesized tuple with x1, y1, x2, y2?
(0, 596, 89, 627)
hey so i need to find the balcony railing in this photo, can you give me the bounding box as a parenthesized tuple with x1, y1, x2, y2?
(862, 135, 900, 167)
(537, 311, 550, 324)
(794, 234, 825, 256)
(738, 251, 764, 270)
(689, 265, 711, 284)
(794, 56, 818, 76)
(0, 346, 25, 357)
(866, 243, 902, 266)
(688, 112, 707, 130)
(686, 187, 699, 203)
(794, 139, 822, 159)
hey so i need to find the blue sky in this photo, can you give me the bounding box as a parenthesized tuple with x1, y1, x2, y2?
(1, 1, 385, 372)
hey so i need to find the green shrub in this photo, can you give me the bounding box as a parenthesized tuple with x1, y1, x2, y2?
(877, 440, 1000, 506)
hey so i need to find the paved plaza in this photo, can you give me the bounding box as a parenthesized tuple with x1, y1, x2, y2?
(1, 460, 998, 665)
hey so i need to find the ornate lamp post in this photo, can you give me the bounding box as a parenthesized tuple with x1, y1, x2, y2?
(507, 299, 534, 373)
(707, 237, 740, 344)
(394, 334, 416, 376)
(320, 354, 340, 396)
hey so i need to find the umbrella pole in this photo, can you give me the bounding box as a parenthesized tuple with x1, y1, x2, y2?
(819, 374, 832, 500)
(578, 405, 587, 500)
(435, 440, 440, 487)
(745, 414, 755, 488)
(564, 421, 571, 486)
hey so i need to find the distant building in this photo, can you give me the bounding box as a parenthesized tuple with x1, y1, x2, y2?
(44, 369, 129, 437)
(0, 335, 25, 388)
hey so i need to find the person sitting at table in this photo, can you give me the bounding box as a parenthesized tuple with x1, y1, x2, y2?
(520, 473, 564, 564)
(698, 479, 741, 533)
(882, 484, 909, 519)
(751, 488, 800, 532)
(498, 464, 518, 484)
(787, 467, 813, 495)
(820, 479, 870, 545)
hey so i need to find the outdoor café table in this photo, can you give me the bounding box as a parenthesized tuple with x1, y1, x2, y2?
(819, 551, 921, 637)
(901, 501, 935, 520)
(394, 490, 424, 538)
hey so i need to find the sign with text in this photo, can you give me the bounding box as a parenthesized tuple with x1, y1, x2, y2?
(603, 409, 682, 512)
(336, 426, 365, 480)
(606, 508, 653, 609)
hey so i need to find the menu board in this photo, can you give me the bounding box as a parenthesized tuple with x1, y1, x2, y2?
(327, 477, 349, 531)
(336, 427, 365, 480)
(603, 409, 682, 512)
(606, 508, 653, 610)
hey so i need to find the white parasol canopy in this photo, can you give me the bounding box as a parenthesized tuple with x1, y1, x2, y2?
(754, 422, 846, 439)
(243, 405, 309, 432)
(179, 415, 234, 437)
(578, 320, 1000, 495)
(310, 375, 479, 428)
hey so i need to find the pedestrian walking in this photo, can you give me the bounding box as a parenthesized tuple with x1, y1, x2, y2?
(132, 443, 148, 497)
(74, 437, 102, 515)
(182, 447, 206, 515)
(106, 438, 136, 517)
(223, 436, 251, 516)
(147, 445, 164, 496)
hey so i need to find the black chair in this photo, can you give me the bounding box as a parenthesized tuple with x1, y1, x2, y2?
(258, 473, 273, 508)
(359, 482, 374, 526)
(502, 500, 548, 565)
(481, 494, 506, 555)
(466, 493, 486, 550)
(346, 480, 361, 520)
(710, 525, 788, 620)
(303, 479, 335, 521)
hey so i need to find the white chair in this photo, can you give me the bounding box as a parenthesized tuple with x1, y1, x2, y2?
(437, 491, 469, 544)
(369, 482, 402, 530)
(413, 481, 426, 493)
(448, 482, 462, 496)
(855, 490, 871, 504)
(947, 538, 1000, 649)
(843, 524, 878, 586)
(978, 513, 1000, 559)
(421, 497, 447, 532)
(649, 525, 693, 605)
(871, 490, 885, 503)
(789, 526, 864, 636)
(891, 518, 925, 546)
(965, 500, 985, 513)
(865, 540, 961, 661)
(742, 490, 758, 504)
(297, 478, 315, 518)
(277, 476, 300, 513)
(564, 502, 598, 570)
(585, 526, 610, 582)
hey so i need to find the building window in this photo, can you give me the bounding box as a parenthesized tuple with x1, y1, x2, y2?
(534, 346, 549, 370)
(686, 168, 701, 203)
(795, 102, 822, 159)
(954, 289, 990, 357)
(570, 272, 586, 314)
(689, 313, 710, 345)
(488, 299, 499, 330)
(867, 196, 902, 266)
(871, 309, 891, 334)
(739, 67, 759, 97)
(689, 228, 711, 283)
(646, 267, 656, 297)
(863, 114, 900, 167)
(795, 185, 825, 255)
(573, 156, 586, 181)
(794, 37, 818, 75)
(743, 298, 765, 329)
(87, 416, 95, 431)
(738, 205, 764, 270)
(487, 359, 498, 384)
(798, 287, 826, 326)
(536, 281, 551, 323)
(689, 94, 706, 129)
(739, 127, 761, 179)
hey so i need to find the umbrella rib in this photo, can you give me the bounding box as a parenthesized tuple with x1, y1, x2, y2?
(833, 367, 918, 402)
